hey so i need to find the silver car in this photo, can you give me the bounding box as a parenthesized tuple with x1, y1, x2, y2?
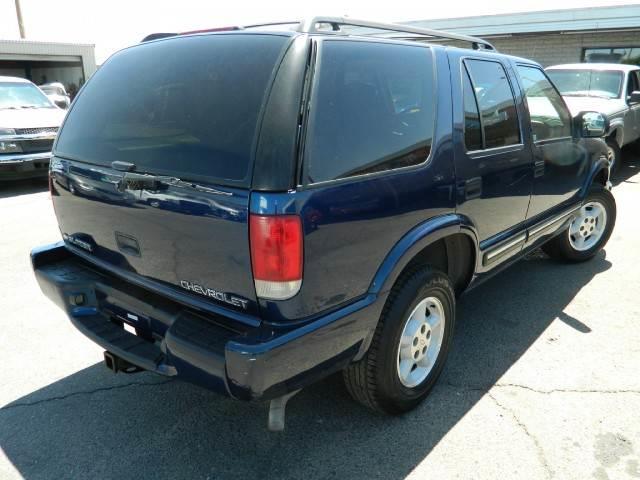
(0, 76, 66, 180)
(40, 82, 71, 109)
(547, 63, 640, 172)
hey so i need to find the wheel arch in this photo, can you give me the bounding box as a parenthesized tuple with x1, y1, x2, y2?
(368, 214, 479, 299)
(607, 122, 624, 147)
(580, 155, 611, 198)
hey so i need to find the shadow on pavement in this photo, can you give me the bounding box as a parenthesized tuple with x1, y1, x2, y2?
(0, 178, 48, 199)
(612, 144, 640, 187)
(0, 250, 611, 479)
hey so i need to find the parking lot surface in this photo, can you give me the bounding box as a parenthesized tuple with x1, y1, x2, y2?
(1, 149, 640, 480)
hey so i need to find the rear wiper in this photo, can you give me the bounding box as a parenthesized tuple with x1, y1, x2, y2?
(118, 171, 231, 196)
(118, 172, 178, 192)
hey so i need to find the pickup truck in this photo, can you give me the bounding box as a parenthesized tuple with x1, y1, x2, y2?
(31, 18, 616, 430)
(0, 76, 65, 181)
(547, 63, 640, 172)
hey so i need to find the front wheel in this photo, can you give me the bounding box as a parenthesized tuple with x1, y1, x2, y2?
(343, 267, 455, 414)
(542, 187, 616, 262)
(606, 139, 621, 175)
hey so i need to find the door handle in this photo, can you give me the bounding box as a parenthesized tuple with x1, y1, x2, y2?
(534, 160, 545, 178)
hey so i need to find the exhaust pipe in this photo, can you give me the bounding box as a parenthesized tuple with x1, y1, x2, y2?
(103, 351, 143, 374)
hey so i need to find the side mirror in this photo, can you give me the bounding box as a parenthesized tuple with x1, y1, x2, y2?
(628, 90, 640, 104)
(576, 111, 609, 138)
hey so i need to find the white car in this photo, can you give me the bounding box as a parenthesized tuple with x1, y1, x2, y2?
(40, 82, 71, 109)
(0, 76, 66, 180)
(547, 63, 640, 172)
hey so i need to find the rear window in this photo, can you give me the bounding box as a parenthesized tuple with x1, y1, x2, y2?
(304, 41, 435, 184)
(55, 34, 289, 185)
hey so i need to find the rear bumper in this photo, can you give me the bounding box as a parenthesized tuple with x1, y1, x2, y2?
(31, 242, 382, 400)
(0, 152, 51, 180)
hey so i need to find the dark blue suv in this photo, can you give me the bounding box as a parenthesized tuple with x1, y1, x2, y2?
(32, 18, 616, 429)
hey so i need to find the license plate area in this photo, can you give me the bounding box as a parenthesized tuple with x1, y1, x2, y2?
(105, 304, 157, 343)
(123, 321, 137, 335)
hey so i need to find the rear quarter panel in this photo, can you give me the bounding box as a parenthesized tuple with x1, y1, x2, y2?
(254, 47, 457, 323)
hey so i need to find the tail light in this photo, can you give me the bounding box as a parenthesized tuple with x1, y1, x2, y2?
(249, 214, 303, 300)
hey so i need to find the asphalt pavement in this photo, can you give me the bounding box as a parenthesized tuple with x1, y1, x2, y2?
(1, 149, 639, 480)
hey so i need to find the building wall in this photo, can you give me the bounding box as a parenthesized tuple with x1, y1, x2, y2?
(490, 30, 640, 67)
(0, 39, 96, 79)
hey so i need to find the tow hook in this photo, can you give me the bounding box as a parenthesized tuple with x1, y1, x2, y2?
(103, 351, 143, 374)
(268, 389, 300, 432)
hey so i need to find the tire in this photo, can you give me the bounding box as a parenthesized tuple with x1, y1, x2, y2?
(606, 139, 621, 175)
(343, 267, 455, 414)
(542, 186, 616, 262)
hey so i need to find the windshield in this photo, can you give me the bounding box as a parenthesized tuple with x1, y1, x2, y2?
(0, 82, 55, 109)
(547, 69, 623, 99)
(55, 34, 289, 185)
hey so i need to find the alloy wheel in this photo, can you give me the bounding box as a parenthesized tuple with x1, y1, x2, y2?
(397, 296, 446, 388)
(568, 201, 607, 251)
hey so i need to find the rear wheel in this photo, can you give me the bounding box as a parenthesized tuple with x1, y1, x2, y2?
(343, 267, 455, 414)
(542, 187, 616, 262)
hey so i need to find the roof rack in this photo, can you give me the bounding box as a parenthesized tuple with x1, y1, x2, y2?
(297, 17, 496, 51)
(294, 16, 495, 51)
(141, 17, 496, 51)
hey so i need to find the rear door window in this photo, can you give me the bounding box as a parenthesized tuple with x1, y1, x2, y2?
(463, 65, 483, 151)
(465, 59, 520, 149)
(55, 34, 289, 185)
(304, 41, 436, 184)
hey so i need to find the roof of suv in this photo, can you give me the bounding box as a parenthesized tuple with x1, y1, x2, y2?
(547, 63, 640, 72)
(143, 16, 499, 53)
(158, 28, 536, 65)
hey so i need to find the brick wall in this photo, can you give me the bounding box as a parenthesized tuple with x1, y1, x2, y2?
(490, 31, 640, 66)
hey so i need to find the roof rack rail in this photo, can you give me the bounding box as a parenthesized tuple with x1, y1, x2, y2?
(141, 32, 178, 42)
(295, 16, 496, 51)
(142, 17, 496, 51)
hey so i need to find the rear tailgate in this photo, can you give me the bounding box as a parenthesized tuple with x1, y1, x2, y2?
(50, 33, 292, 315)
(51, 158, 256, 311)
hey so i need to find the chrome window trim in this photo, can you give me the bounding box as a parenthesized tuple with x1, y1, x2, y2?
(467, 143, 525, 159)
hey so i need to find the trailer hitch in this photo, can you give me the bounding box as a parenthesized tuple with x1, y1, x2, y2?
(103, 351, 144, 374)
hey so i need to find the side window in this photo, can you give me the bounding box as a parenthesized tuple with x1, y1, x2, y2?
(517, 65, 572, 141)
(626, 72, 635, 96)
(465, 59, 520, 149)
(628, 71, 640, 96)
(304, 41, 435, 184)
(463, 65, 482, 150)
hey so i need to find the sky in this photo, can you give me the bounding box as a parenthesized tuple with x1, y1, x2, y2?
(0, 0, 637, 63)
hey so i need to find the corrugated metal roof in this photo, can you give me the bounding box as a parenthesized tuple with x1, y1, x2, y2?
(403, 5, 640, 36)
(0, 39, 95, 58)
(0, 39, 94, 48)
